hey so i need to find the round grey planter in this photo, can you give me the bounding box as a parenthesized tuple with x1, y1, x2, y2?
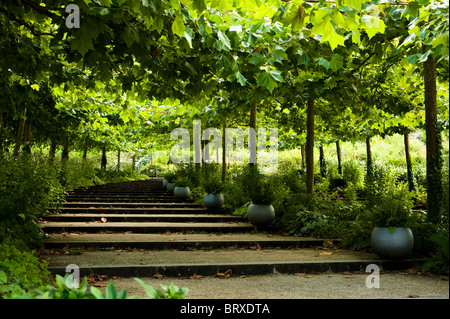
(162, 179, 168, 188)
(203, 193, 224, 211)
(371, 227, 414, 259)
(247, 204, 275, 227)
(167, 183, 176, 194)
(174, 186, 191, 200)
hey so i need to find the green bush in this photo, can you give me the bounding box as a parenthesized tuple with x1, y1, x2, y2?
(10, 274, 189, 299)
(0, 242, 51, 299)
(0, 154, 65, 247)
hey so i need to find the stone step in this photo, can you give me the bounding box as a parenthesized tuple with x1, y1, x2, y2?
(42, 213, 242, 223)
(49, 207, 209, 214)
(40, 248, 427, 278)
(64, 197, 191, 203)
(43, 233, 338, 250)
(61, 202, 203, 208)
(40, 221, 255, 234)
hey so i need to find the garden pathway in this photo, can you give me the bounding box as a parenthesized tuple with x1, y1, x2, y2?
(39, 179, 426, 279)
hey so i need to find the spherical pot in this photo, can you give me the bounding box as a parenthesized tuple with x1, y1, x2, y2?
(167, 183, 176, 194)
(371, 227, 414, 259)
(203, 193, 224, 211)
(247, 204, 275, 227)
(174, 186, 191, 200)
(163, 179, 168, 188)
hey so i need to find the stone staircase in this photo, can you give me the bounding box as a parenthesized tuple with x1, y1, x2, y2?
(39, 179, 424, 278)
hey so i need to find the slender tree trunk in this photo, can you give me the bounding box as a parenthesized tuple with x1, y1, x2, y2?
(222, 117, 227, 182)
(366, 137, 373, 177)
(83, 136, 89, 161)
(404, 132, 415, 192)
(117, 148, 121, 172)
(319, 145, 326, 178)
(300, 145, 306, 170)
(306, 98, 315, 194)
(336, 140, 343, 176)
(49, 134, 56, 160)
(61, 138, 69, 162)
(249, 103, 257, 166)
(423, 45, 442, 223)
(23, 120, 31, 154)
(101, 145, 107, 170)
(13, 108, 27, 158)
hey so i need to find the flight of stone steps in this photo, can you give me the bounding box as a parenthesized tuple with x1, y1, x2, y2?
(39, 178, 423, 278)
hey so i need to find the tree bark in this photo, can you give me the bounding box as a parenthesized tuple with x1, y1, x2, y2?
(83, 136, 88, 161)
(13, 108, 27, 158)
(366, 137, 373, 177)
(423, 45, 442, 224)
(49, 134, 56, 160)
(300, 144, 306, 170)
(306, 98, 315, 194)
(336, 140, 343, 176)
(404, 132, 415, 192)
(117, 148, 121, 172)
(22, 120, 31, 154)
(61, 138, 69, 162)
(249, 103, 257, 165)
(222, 117, 227, 182)
(101, 145, 107, 170)
(319, 145, 326, 178)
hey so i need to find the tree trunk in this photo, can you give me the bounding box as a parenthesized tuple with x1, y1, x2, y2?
(117, 148, 121, 171)
(222, 117, 227, 182)
(101, 145, 107, 170)
(61, 138, 69, 162)
(49, 134, 56, 160)
(423, 45, 442, 224)
(336, 140, 343, 176)
(366, 137, 373, 178)
(319, 145, 326, 178)
(404, 132, 415, 192)
(249, 103, 257, 165)
(306, 98, 315, 194)
(13, 108, 27, 158)
(300, 145, 306, 170)
(83, 136, 88, 161)
(132, 154, 136, 171)
(22, 120, 31, 154)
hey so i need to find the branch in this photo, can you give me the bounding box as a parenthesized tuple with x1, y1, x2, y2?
(0, 7, 55, 37)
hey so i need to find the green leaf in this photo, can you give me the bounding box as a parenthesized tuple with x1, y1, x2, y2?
(329, 54, 344, 71)
(90, 286, 105, 299)
(269, 69, 284, 82)
(236, 71, 247, 86)
(172, 15, 185, 37)
(134, 278, 158, 299)
(105, 283, 117, 299)
(249, 53, 266, 66)
(256, 71, 278, 93)
(217, 30, 232, 51)
(327, 32, 346, 50)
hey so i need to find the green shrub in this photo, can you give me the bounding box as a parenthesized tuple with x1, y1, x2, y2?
(0, 242, 51, 299)
(10, 274, 189, 299)
(0, 154, 65, 247)
(200, 174, 225, 194)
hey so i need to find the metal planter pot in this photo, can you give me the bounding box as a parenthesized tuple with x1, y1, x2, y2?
(167, 183, 176, 194)
(247, 204, 275, 227)
(203, 193, 224, 211)
(371, 227, 414, 259)
(174, 186, 191, 200)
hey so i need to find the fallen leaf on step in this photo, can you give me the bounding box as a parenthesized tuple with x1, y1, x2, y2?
(408, 294, 420, 298)
(153, 274, 165, 280)
(140, 262, 148, 265)
(318, 252, 333, 256)
(294, 273, 306, 276)
(93, 283, 107, 288)
(215, 269, 232, 279)
(101, 217, 107, 223)
(190, 274, 203, 280)
(343, 271, 352, 275)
